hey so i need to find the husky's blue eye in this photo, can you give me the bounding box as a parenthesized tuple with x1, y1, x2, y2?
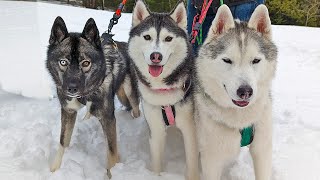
(59, 60, 68, 66)
(222, 58, 232, 64)
(143, 35, 151, 41)
(252, 58, 261, 64)
(165, 36, 173, 42)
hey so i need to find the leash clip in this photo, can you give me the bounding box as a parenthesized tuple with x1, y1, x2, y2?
(193, 22, 201, 31)
(101, 33, 117, 48)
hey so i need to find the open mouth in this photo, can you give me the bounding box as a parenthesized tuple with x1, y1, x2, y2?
(148, 65, 163, 77)
(224, 84, 250, 107)
(232, 100, 249, 107)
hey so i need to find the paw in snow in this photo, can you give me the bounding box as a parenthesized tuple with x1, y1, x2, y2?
(50, 145, 65, 172)
(130, 109, 141, 119)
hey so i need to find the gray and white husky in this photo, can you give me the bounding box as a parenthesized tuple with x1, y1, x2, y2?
(46, 17, 140, 178)
(128, 1, 199, 180)
(194, 5, 278, 180)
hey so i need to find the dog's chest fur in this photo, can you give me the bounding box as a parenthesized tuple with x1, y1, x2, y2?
(65, 98, 84, 111)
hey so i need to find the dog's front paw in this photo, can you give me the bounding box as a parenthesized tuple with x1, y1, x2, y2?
(50, 158, 62, 172)
(107, 169, 112, 179)
(50, 145, 65, 172)
(185, 173, 200, 180)
(82, 111, 92, 121)
(130, 109, 141, 119)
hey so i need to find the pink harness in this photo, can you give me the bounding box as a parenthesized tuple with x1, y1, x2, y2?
(150, 88, 177, 126)
(154, 79, 192, 127)
(163, 105, 176, 126)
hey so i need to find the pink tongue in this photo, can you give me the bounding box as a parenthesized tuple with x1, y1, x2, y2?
(149, 65, 163, 77)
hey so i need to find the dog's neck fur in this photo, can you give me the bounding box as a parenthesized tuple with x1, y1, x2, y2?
(196, 81, 271, 129)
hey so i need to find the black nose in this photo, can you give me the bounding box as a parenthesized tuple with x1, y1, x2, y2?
(150, 52, 163, 63)
(237, 85, 253, 99)
(67, 82, 79, 94)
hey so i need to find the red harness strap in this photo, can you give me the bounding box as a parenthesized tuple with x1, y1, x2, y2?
(115, 0, 127, 17)
(106, 0, 128, 34)
(190, 0, 214, 44)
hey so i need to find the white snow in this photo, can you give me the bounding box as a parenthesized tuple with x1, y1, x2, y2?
(0, 1, 320, 180)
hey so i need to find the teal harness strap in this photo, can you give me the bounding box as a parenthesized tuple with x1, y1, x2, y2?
(240, 125, 254, 147)
(196, 25, 203, 45)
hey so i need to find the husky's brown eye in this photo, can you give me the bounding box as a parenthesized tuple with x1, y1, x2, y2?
(222, 58, 232, 64)
(143, 35, 151, 41)
(165, 36, 173, 42)
(59, 60, 68, 66)
(81, 60, 91, 67)
(252, 58, 261, 64)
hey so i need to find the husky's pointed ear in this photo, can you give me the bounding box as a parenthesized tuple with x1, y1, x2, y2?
(205, 5, 234, 41)
(170, 1, 187, 29)
(49, 16, 69, 45)
(132, 0, 150, 28)
(82, 18, 101, 48)
(248, 5, 271, 39)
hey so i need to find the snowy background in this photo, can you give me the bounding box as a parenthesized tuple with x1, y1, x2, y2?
(0, 1, 320, 180)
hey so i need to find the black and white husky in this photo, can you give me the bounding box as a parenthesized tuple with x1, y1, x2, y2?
(194, 5, 278, 180)
(127, 1, 199, 180)
(46, 17, 140, 178)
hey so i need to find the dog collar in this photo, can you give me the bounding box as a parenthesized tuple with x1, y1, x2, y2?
(150, 78, 191, 94)
(151, 87, 178, 93)
(240, 125, 254, 147)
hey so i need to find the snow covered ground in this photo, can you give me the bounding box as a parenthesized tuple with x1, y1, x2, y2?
(0, 1, 320, 180)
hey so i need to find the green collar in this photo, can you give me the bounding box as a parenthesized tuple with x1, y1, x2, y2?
(240, 125, 254, 147)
